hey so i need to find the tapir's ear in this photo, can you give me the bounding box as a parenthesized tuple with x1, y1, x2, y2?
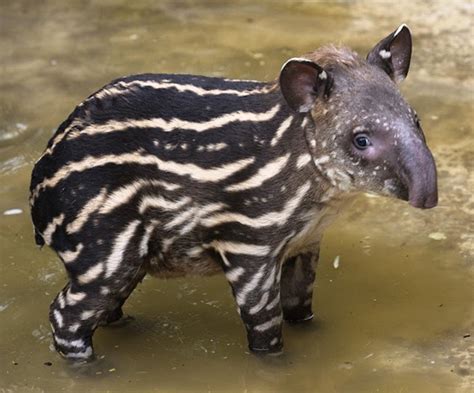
(279, 58, 332, 113)
(367, 24, 412, 83)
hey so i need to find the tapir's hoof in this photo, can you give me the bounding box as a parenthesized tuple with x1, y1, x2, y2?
(101, 314, 135, 328)
(284, 312, 314, 324)
(57, 345, 95, 362)
(249, 343, 284, 357)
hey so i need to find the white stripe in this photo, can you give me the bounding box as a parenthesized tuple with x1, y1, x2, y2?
(254, 315, 283, 332)
(139, 220, 159, 257)
(105, 220, 141, 278)
(63, 347, 93, 359)
(202, 181, 310, 229)
(66, 188, 107, 233)
(265, 293, 280, 311)
(54, 337, 85, 349)
(261, 265, 276, 291)
(236, 265, 266, 306)
(57, 292, 66, 309)
(80, 310, 95, 320)
(53, 310, 64, 328)
(39, 90, 276, 161)
(95, 80, 274, 100)
(272, 231, 296, 258)
(42, 213, 65, 245)
(176, 203, 226, 235)
(77, 262, 104, 284)
(32, 153, 255, 199)
(207, 240, 270, 257)
(249, 291, 269, 315)
(58, 243, 84, 263)
(101, 180, 181, 215)
(187, 246, 203, 258)
(225, 267, 245, 282)
(69, 104, 280, 138)
(225, 154, 290, 192)
(139, 195, 191, 214)
(164, 206, 198, 230)
(66, 290, 86, 306)
(296, 153, 311, 169)
(270, 116, 293, 147)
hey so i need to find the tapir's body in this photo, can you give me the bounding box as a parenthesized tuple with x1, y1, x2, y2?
(30, 26, 438, 360)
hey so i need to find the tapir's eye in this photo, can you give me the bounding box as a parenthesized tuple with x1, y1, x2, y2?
(353, 134, 371, 150)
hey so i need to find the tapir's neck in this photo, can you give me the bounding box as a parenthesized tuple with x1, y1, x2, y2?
(245, 82, 343, 218)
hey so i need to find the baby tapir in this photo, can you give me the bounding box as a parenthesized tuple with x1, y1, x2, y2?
(30, 25, 437, 360)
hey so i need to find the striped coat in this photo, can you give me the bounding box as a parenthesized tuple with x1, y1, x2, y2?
(30, 25, 434, 360)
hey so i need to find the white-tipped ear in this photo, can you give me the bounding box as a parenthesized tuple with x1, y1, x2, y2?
(279, 58, 332, 113)
(367, 24, 412, 83)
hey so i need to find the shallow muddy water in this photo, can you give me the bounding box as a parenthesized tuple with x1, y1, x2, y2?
(0, 1, 473, 392)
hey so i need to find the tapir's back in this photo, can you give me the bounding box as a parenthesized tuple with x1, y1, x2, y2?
(29, 73, 291, 245)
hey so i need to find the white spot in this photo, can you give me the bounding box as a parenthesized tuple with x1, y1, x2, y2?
(379, 49, 391, 59)
(428, 232, 447, 241)
(100, 286, 110, 295)
(68, 323, 80, 333)
(333, 255, 340, 269)
(3, 208, 23, 216)
(319, 70, 327, 80)
(80, 310, 95, 320)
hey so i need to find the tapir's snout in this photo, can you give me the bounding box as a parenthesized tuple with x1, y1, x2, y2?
(399, 139, 438, 209)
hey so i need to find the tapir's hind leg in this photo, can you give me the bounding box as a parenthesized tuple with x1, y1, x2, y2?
(100, 268, 147, 326)
(280, 251, 318, 322)
(49, 242, 147, 360)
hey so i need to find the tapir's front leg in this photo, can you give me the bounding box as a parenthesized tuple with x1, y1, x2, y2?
(221, 253, 283, 354)
(280, 250, 319, 322)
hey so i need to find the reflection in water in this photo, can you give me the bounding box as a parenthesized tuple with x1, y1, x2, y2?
(0, 1, 472, 392)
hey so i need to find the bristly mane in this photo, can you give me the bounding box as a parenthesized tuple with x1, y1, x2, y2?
(303, 45, 363, 69)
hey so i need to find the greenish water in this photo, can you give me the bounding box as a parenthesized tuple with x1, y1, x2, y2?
(0, 1, 473, 392)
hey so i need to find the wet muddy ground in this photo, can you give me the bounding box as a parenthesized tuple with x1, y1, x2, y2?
(0, 1, 472, 392)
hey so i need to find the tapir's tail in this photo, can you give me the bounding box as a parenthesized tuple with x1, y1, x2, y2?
(34, 228, 45, 247)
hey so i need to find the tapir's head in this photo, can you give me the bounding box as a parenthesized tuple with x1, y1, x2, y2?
(279, 25, 438, 209)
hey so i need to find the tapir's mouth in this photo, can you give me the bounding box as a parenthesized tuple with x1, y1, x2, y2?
(408, 191, 438, 209)
(397, 167, 438, 209)
(383, 176, 437, 209)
